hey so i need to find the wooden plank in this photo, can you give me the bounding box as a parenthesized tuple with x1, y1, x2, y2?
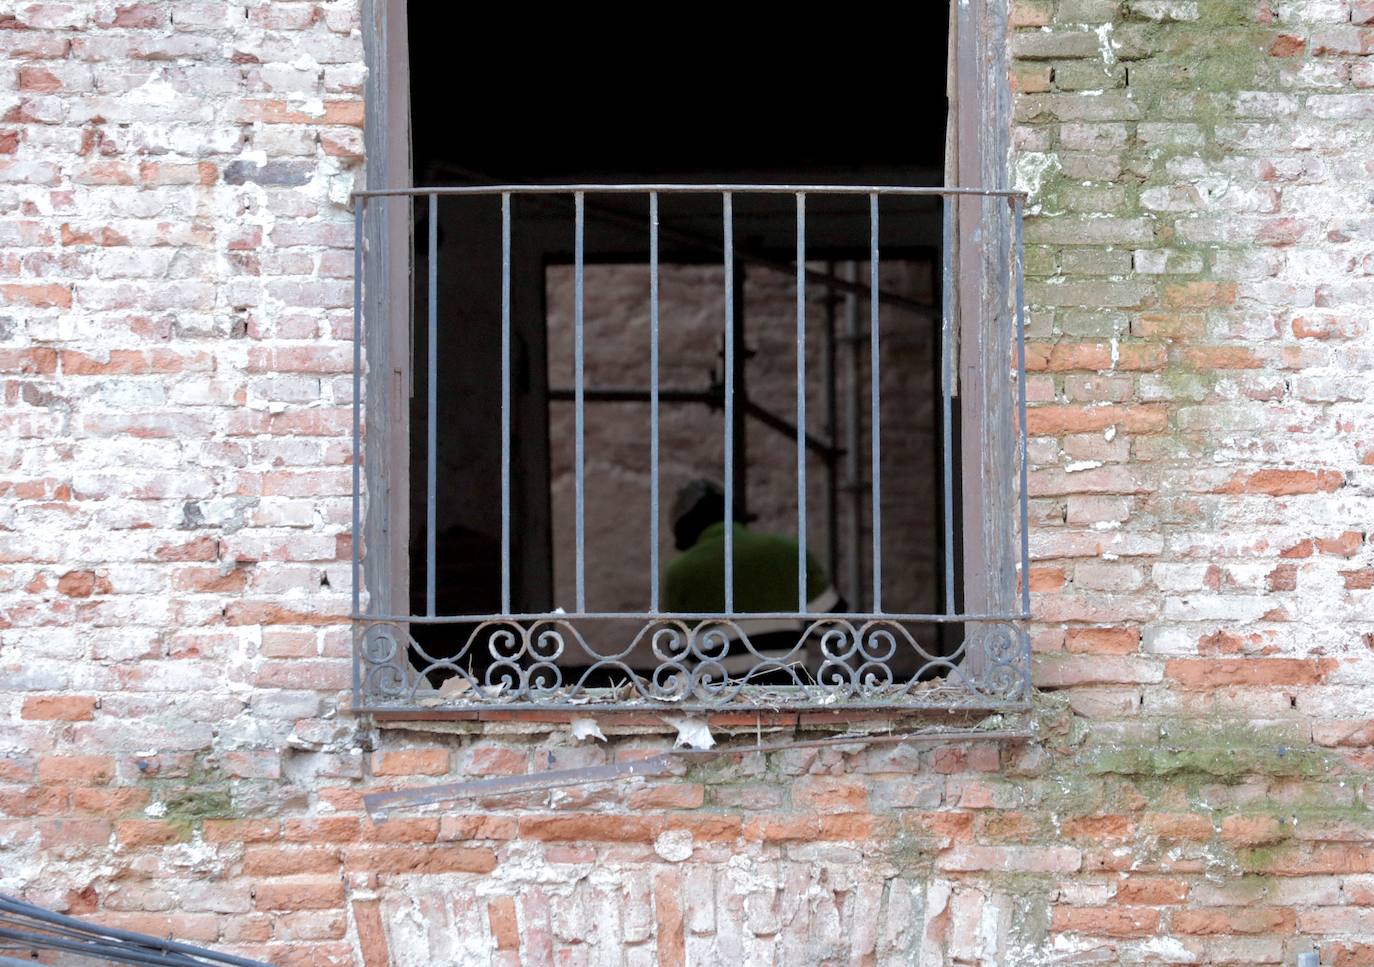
(955, 0, 1016, 684)
(361, 0, 411, 653)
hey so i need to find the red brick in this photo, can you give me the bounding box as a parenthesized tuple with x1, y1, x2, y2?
(371, 749, 449, 776)
(791, 776, 868, 814)
(341, 846, 497, 875)
(1341, 569, 1374, 590)
(519, 815, 657, 842)
(57, 570, 110, 597)
(1114, 877, 1189, 905)
(352, 899, 389, 967)
(1064, 627, 1140, 655)
(0, 347, 58, 374)
(100, 914, 218, 944)
(70, 789, 150, 816)
(1171, 906, 1295, 935)
(1164, 282, 1237, 308)
(439, 814, 519, 841)
(38, 756, 114, 785)
(1061, 815, 1135, 844)
(242, 847, 342, 877)
(203, 820, 279, 844)
(463, 747, 527, 776)
(1216, 469, 1345, 496)
(1317, 531, 1364, 557)
(938, 845, 1082, 873)
(1052, 906, 1161, 938)
(488, 896, 519, 951)
(654, 871, 685, 967)
(742, 815, 819, 842)
(1269, 33, 1305, 56)
(39, 819, 111, 848)
(1, 283, 72, 308)
(21, 695, 97, 720)
(660, 814, 745, 841)
(254, 878, 345, 911)
(1025, 342, 1165, 372)
(116, 820, 186, 848)
(1027, 404, 1169, 436)
(1028, 566, 1066, 592)
(283, 818, 362, 843)
(628, 783, 706, 810)
(1221, 814, 1287, 847)
(1165, 658, 1336, 688)
(359, 818, 438, 844)
(1140, 814, 1214, 841)
(17, 66, 61, 92)
(235, 99, 364, 126)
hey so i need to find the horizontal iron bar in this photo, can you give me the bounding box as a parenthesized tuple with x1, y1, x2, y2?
(353, 183, 1027, 200)
(352, 611, 1030, 624)
(363, 727, 1032, 814)
(398, 165, 938, 317)
(548, 386, 715, 403)
(547, 387, 843, 458)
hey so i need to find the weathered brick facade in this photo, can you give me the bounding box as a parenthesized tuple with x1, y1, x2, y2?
(2, 0, 1374, 964)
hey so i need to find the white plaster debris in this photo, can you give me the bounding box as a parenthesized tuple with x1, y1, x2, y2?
(1095, 23, 1117, 65)
(569, 717, 607, 743)
(664, 716, 715, 750)
(1014, 152, 1062, 215)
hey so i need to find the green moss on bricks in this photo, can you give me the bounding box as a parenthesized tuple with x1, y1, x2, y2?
(1005, 890, 1054, 959)
(1077, 732, 1335, 782)
(161, 785, 234, 824)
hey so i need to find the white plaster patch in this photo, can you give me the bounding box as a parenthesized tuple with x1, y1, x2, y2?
(653, 828, 694, 862)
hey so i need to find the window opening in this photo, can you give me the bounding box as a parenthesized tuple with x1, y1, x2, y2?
(351, 5, 1031, 710)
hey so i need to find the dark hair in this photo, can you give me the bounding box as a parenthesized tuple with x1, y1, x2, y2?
(673, 491, 726, 551)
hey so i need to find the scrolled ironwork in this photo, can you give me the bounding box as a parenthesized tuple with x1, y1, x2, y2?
(353, 615, 1031, 711)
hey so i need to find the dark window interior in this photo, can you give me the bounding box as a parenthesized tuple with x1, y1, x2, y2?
(403, 12, 961, 684)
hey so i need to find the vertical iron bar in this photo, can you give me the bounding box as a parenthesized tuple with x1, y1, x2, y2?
(1014, 196, 1030, 615)
(722, 192, 734, 615)
(351, 200, 363, 619)
(649, 192, 661, 613)
(795, 193, 807, 612)
(426, 193, 437, 617)
(731, 268, 748, 526)
(500, 192, 512, 614)
(868, 193, 882, 614)
(941, 195, 956, 616)
(844, 262, 862, 612)
(574, 192, 586, 614)
(823, 262, 839, 589)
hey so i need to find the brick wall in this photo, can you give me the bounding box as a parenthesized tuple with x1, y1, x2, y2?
(2, 0, 1374, 964)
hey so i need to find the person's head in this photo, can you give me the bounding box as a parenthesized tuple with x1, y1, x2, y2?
(670, 479, 736, 550)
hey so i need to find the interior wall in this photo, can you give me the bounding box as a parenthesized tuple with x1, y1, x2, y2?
(544, 259, 941, 627)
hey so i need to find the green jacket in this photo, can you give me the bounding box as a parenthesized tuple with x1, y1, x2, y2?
(664, 522, 831, 614)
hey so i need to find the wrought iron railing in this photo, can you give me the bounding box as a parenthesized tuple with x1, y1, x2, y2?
(348, 184, 1031, 712)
